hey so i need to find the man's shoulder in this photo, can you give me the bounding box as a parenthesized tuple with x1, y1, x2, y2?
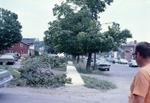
(137, 64, 150, 80)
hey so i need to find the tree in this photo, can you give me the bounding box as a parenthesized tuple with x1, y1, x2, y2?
(0, 8, 22, 51)
(44, 3, 103, 71)
(103, 22, 132, 51)
(45, 1, 132, 71)
(67, 0, 114, 69)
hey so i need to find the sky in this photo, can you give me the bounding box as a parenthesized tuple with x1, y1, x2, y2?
(0, 0, 150, 42)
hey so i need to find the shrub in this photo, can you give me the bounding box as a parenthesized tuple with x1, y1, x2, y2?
(19, 56, 71, 88)
(22, 54, 67, 69)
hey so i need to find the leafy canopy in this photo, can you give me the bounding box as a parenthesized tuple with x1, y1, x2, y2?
(0, 8, 22, 51)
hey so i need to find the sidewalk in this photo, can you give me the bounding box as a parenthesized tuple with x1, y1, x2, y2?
(66, 61, 85, 86)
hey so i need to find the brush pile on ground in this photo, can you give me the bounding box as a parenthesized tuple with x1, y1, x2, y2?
(7, 55, 71, 88)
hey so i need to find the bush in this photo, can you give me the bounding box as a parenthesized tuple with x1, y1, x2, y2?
(22, 54, 67, 69)
(0, 55, 71, 88)
(19, 56, 71, 88)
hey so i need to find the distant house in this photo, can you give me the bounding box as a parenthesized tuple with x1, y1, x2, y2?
(5, 42, 29, 56)
(4, 38, 37, 56)
(119, 40, 137, 61)
(22, 38, 36, 56)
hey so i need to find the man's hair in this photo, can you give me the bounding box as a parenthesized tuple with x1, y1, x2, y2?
(135, 42, 150, 58)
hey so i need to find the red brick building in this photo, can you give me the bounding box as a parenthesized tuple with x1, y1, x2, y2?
(5, 42, 29, 55)
(120, 40, 137, 61)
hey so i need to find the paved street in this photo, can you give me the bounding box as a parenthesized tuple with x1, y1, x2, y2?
(0, 63, 138, 103)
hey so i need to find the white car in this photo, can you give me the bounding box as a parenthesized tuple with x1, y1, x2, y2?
(0, 69, 13, 87)
(129, 60, 138, 67)
(118, 59, 128, 64)
(5, 53, 20, 61)
(92, 58, 111, 71)
(0, 55, 15, 65)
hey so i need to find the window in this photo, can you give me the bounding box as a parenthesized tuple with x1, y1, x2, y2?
(20, 43, 23, 47)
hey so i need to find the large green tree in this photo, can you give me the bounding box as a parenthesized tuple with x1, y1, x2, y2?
(44, 3, 103, 71)
(67, 0, 114, 69)
(45, 4, 102, 54)
(0, 8, 22, 51)
(45, 1, 132, 71)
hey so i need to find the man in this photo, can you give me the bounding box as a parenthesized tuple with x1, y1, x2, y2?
(129, 42, 150, 103)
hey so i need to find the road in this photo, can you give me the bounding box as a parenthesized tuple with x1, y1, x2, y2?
(0, 64, 138, 103)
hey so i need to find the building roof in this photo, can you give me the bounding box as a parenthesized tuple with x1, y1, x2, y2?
(22, 38, 36, 45)
(121, 40, 138, 48)
(20, 41, 30, 46)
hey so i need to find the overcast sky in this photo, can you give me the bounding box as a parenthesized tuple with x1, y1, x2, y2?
(0, 0, 150, 42)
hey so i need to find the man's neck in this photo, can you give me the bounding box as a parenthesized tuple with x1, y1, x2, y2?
(142, 59, 150, 67)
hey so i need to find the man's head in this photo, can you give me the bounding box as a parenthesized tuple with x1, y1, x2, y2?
(133, 42, 150, 67)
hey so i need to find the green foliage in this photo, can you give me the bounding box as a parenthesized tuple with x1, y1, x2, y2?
(0, 8, 22, 51)
(19, 56, 70, 87)
(0, 55, 69, 87)
(44, 0, 132, 71)
(67, 0, 113, 19)
(103, 22, 132, 51)
(82, 76, 117, 90)
(44, 3, 103, 56)
(22, 55, 67, 69)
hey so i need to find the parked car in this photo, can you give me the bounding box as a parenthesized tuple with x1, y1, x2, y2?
(92, 58, 111, 71)
(118, 59, 128, 64)
(129, 60, 138, 67)
(0, 69, 13, 87)
(5, 53, 20, 61)
(0, 55, 15, 65)
(112, 58, 120, 64)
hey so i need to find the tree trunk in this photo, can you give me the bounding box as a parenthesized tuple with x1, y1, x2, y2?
(86, 53, 92, 72)
(93, 14, 98, 70)
(93, 53, 96, 70)
(72, 55, 76, 62)
(81, 56, 84, 63)
(77, 55, 80, 63)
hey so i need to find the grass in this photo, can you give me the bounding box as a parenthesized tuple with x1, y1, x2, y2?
(82, 76, 117, 90)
